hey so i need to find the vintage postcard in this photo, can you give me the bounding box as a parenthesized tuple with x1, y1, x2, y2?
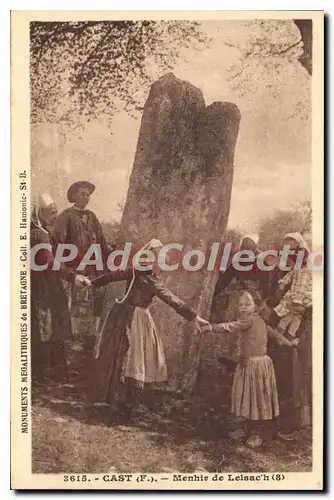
(11, 10, 324, 490)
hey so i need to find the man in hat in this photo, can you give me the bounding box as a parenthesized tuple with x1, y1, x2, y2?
(53, 181, 108, 348)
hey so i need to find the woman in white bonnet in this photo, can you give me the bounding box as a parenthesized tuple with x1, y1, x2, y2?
(30, 193, 73, 386)
(267, 232, 312, 440)
(90, 238, 209, 423)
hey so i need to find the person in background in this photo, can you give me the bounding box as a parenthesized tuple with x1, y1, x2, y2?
(31, 194, 73, 387)
(213, 234, 266, 318)
(90, 238, 210, 424)
(203, 291, 299, 448)
(267, 232, 312, 440)
(53, 181, 108, 350)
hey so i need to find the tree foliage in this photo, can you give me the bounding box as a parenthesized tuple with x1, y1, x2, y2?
(258, 200, 312, 247)
(100, 219, 121, 245)
(224, 227, 244, 246)
(224, 19, 312, 108)
(30, 21, 207, 128)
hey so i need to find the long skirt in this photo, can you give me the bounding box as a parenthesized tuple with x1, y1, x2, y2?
(231, 355, 279, 420)
(122, 307, 167, 385)
(269, 308, 312, 431)
(269, 342, 298, 432)
(295, 309, 312, 427)
(31, 299, 71, 384)
(91, 303, 167, 404)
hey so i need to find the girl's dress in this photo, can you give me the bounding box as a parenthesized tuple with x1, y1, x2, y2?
(218, 314, 280, 421)
(212, 256, 270, 360)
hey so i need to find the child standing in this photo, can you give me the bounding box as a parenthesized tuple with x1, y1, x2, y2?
(205, 291, 299, 448)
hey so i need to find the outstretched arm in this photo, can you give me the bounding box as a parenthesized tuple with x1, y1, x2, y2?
(144, 274, 197, 321)
(31, 228, 75, 280)
(212, 318, 252, 334)
(91, 268, 152, 289)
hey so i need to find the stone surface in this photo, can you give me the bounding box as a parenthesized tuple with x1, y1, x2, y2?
(120, 73, 241, 390)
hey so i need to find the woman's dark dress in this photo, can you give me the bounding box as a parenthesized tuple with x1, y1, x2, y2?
(268, 267, 312, 431)
(30, 211, 72, 383)
(91, 273, 197, 404)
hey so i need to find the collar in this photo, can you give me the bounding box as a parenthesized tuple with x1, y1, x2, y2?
(73, 205, 89, 212)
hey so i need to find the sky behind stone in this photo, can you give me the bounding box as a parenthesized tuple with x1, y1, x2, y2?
(32, 20, 311, 233)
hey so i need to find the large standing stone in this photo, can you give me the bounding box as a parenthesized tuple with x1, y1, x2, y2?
(120, 73, 240, 390)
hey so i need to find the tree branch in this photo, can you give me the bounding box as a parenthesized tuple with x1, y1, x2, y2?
(271, 37, 303, 56)
(293, 19, 312, 75)
(75, 27, 112, 84)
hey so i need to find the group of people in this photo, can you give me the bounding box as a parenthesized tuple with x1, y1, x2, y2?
(210, 232, 312, 446)
(31, 180, 313, 450)
(31, 181, 208, 399)
(31, 181, 108, 384)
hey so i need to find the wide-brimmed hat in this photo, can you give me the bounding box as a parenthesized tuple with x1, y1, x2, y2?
(67, 181, 95, 203)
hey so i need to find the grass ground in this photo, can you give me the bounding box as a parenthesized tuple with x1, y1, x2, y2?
(32, 349, 312, 475)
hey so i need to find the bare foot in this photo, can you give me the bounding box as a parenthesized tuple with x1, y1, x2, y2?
(246, 434, 263, 448)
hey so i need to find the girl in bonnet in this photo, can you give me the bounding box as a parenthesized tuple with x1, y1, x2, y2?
(272, 232, 312, 338)
(90, 238, 209, 423)
(30, 193, 72, 386)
